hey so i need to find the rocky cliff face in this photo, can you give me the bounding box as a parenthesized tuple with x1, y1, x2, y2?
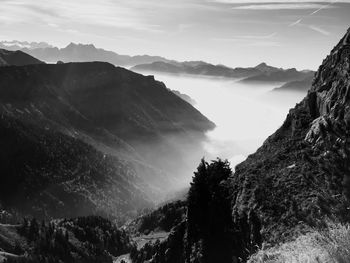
(231, 27, 350, 244)
(306, 29, 350, 142)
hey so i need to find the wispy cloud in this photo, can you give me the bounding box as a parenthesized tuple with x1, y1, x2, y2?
(212, 32, 280, 46)
(232, 3, 336, 10)
(210, 0, 350, 3)
(308, 25, 331, 35)
(309, 0, 339, 14)
(213, 32, 277, 41)
(0, 0, 165, 33)
(248, 41, 281, 47)
(289, 19, 302, 26)
(234, 32, 277, 39)
(284, 0, 338, 37)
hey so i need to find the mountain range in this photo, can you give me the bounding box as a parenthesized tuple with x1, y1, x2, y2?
(0, 41, 171, 67)
(132, 61, 315, 84)
(0, 40, 53, 50)
(0, 41, 314, 86)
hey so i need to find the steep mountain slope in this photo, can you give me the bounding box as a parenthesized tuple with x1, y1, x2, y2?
(230, 27, 350, 244)
(0, 61, 214, 221)
(0, 62, 214, 181)
(127, 27, 350, 263)
(0, 49, 44, 66)
(0, 112, 152, 221)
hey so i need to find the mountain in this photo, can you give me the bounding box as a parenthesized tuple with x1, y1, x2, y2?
(171, 90, 196, 105)
(132, 60, 315, 83)
(0, 49, 44, 66)
(0, 112, 153, 221)
(131, 61, 264, 78)
(0, 61, 214, 222)
(0, 25, 348, 263)
(254, 62, 280, 73)
(2, 40, 313, 84)
(1, 41, 172, 66)
(124, 28, 350, 263)
(272, 75, 314, 93)
(230, 27, 350, 245)
(0, 40, 53, 50)
(241, 67, 314, 83)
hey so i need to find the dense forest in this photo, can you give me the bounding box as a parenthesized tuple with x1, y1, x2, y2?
(1, 216, 133, 263)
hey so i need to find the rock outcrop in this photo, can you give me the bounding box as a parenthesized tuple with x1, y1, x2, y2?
(231, 27, 350, 244)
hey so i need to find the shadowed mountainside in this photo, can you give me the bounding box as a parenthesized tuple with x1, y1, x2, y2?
(0, 61, 214, 222)
(0, 49, 44, 66)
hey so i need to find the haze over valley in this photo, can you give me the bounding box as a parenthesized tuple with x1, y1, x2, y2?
(137, 72, 307, 167)
(0, 40, 313, 173)
(1, 1, 350, 263)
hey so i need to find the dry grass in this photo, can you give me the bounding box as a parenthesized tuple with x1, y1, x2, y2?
(248, 222, 350, 263)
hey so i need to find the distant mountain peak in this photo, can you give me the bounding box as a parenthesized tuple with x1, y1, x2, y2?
(0, 40, 53, 50)
(254, 62, 279, 72)
(65, 42, 96, 49)
(255, 62, 267, 67)
(3, 41, 170, 66)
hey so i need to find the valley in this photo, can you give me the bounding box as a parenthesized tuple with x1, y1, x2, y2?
(138, 72, 307, 167)
(0, 24, 349, 263)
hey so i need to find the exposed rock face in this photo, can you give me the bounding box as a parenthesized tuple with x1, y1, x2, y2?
(231, 27, 350, 244)
(306, 29, 350, 141)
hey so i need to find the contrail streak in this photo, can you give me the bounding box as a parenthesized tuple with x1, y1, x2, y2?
(289, 19, 302, 27)
(286, 0, 339, 36)
(309, 0, 339, 15)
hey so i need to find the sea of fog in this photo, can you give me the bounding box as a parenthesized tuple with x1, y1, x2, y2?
(152, 73, 306, 168)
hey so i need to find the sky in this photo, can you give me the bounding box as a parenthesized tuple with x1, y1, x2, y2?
(0, 0, 350, 69)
